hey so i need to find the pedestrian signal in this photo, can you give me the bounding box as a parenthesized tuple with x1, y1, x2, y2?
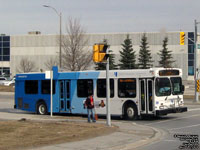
(180, 32, 185, 45)
(93, 43, 108, 62)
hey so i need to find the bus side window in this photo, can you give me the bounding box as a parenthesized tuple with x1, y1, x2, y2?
(118, 78, 136, 98)
(77, 79, 93, 97)
(41, 80, 55, 94)
(97, 79, 114, 98)
(25, 80, 38, 94)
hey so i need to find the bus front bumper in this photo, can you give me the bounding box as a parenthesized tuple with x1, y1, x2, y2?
(156, 107, 187, 116)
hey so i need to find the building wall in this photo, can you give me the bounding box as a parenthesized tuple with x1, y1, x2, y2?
(9, 32, 195, 80)
(0, 35, 10, 76)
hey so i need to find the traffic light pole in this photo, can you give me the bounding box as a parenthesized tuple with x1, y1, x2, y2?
(194, 20, 200, 102)
(106, 52, 111, 126)
(92, 43, 111, 126)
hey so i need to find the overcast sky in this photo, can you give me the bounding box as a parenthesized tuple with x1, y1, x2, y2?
(0, 0, 200, 35)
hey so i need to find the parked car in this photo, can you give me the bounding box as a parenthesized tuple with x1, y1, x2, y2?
(3, 78, 15, 86)
(0, 77, 7, 85)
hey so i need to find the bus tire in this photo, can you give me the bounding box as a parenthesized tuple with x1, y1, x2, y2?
(37, 102, 47, 115)
(124, 103, 138, 120)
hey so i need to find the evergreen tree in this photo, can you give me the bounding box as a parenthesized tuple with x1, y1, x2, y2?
(95, 39, 117, 70)
(108, 50, 118, 70)
(119, 34, 137, 69)
(95, 62, 106, 70)
(138, 33, 153, 69)
(158, 37, 175, 68)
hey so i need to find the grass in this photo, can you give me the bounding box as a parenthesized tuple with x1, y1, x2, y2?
(0, 85, 15, 92)
(0, 120, 117, 150)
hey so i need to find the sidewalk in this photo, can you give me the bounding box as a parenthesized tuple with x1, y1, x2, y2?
(184, 98, 200, 105)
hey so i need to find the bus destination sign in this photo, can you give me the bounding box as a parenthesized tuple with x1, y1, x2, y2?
(159, 70, 179, 76)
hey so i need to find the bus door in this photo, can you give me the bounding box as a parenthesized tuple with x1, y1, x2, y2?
(59, 80, 71, 112)
(139, 79, 154, 114)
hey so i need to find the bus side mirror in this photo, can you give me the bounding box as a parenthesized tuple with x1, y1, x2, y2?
(182, 85, 185, 93)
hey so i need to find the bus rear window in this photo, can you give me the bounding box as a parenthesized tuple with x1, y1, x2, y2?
(25, 80, 38, 94)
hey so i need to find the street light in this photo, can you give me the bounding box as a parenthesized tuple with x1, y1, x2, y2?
(43, 5, 62, 69)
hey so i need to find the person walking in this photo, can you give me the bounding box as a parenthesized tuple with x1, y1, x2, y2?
(84, 95, 96, 123)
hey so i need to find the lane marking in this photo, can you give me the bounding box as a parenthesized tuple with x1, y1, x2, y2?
(169, 123, 200, 131)
(146, 114, 200, 126)
(188, 108, 200, 112)
(164, 140, 177, 142)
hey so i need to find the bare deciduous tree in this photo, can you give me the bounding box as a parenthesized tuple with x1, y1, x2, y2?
(61, 17, 92, 71)
(45, 56, 59, 70)
(17, 58, 37, 73)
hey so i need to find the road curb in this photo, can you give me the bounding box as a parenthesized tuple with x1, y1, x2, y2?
(0, 92, 14, 95)
(127, 125, 164, 150)
(108, 123, 164, 150)
(121, 125, 163, 150)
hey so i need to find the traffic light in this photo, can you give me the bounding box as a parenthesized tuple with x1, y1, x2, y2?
(93, 43, 108, 62)
(180, 32, 185, 45)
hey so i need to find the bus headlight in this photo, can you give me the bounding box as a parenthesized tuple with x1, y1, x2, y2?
(159, 106, 164, 109)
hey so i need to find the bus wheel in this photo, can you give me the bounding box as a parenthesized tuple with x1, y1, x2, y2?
(37, 102, 47, 115)
(124, 103, 138, 120)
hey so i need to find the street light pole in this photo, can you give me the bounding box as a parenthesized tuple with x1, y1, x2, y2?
(43, 5, 62, 69)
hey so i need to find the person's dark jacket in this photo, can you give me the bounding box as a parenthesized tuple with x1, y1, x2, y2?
(85, 97, 94, 109)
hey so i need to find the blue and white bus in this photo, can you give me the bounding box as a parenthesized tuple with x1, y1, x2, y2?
(14, 67, 187, 120)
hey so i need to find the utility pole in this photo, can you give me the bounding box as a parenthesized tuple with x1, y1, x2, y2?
(106, 51, 111, 126)
(194, 20, 200, 102)
(50, 70, 53, 117)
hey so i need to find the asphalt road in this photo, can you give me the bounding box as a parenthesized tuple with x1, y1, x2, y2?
(0, 94, 14, 112)
(137, 102, 200, 150)
(1, 94, 200, 150)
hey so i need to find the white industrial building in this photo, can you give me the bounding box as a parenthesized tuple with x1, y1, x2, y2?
(0, 31, 199, 80)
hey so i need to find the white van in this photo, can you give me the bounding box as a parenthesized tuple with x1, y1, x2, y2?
(0, 77, 7, 85)
(3, 77, 15, 86)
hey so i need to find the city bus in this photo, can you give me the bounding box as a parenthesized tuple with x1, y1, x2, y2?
(14, 67, 187, 120)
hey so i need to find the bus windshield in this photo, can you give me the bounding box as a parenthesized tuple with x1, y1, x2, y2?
(155, 78, 171, 96)
(155, 77, 183, 96)
(170, 77, 183, 95)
